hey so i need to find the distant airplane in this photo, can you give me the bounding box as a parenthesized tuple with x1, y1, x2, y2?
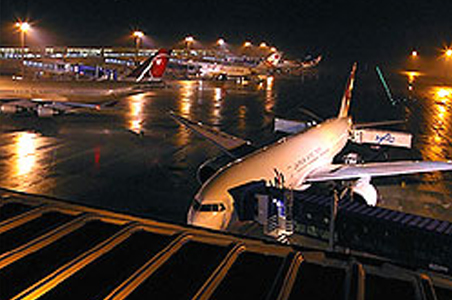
(0, 49, 170, 117)
(187, 52, 282, 80)
(172, 63, 452, 231)
(276, 54, 322, 72)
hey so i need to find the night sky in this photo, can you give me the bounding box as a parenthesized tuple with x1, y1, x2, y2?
(1, 0, 451, 61)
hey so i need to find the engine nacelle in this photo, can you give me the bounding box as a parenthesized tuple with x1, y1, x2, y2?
(351, 176, 378, 206)
(37, 106, 60, 117)
(0, 104, 20, 114)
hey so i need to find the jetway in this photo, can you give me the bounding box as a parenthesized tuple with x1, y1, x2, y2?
(230, 181, 452, 275)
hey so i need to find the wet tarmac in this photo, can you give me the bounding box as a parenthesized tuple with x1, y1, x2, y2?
(0, 62, 451, 225)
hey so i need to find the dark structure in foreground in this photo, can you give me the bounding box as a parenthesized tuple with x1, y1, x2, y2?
(0, 188, 451, 300)
(232, 181, 452, 277)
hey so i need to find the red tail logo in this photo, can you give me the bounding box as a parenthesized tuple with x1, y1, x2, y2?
(265, 52, 281, 67)
(150, 49, 170, 79)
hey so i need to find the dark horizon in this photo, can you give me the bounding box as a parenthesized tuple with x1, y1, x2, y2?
(1, 0, 451, 62)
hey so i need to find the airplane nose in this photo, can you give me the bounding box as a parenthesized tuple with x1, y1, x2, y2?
(188, 211, 225, 231)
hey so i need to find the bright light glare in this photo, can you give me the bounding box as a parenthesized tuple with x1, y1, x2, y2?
(266, 76, 274, 91)
(133, 31, 144, 38)
(244, 41, 252, 47)
(445, 49, 452, 58)
(259, 42, 267, 48)
(128, 93, 145, 134)
(185, 36, 194, 43)
(402, 71, 421, 84)
(411, 50, 418, 57)
(16, 22, 31, 33)
(217, 38, 225, 46)
(15, 132, 37, 176)
(437, 88, 451, 98)
(432, 87, 452, 104)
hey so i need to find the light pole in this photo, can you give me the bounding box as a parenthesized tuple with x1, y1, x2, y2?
(217, 38, 225, 56)
(242, 41, 252, 56)
(217, 38, 225, 47)
(259, 42, 268, 57)
(184, 36, 194, 54)
(445, 48, 452, 78)
(132, 31, 144, 64)
(16, 21, 30, 78)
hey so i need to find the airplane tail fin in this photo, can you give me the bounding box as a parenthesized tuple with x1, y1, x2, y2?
(127, 49, 171, 82)
(338, 62, 357, 118)
(257, 52, 282, 69)
(266, 51, 282, 67)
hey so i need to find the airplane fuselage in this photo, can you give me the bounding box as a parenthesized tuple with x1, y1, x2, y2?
(0, 77, 145, 101)
(188, 117, 352, 230)
(197, 62, 253, 78)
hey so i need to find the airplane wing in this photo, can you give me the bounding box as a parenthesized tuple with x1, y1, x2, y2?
(170, 112, 251, 157)
(305, 160, 452, 183)
(1, 98, 117, 117)
(353, 120, 406, 128)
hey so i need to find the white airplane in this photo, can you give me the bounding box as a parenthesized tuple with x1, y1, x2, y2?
(276, 54, 322, 71)
(190, 52, 282, 80)
(172, 63, 452, 231)
(0, 49, 170, 117)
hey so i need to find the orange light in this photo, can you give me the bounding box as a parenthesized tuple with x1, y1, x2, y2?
(243, 41, 252, 47)
(445, 49, 452, 58)
(133, 31, 144, 38)
(259, 42, 267, 48)
(16, 21, 31, 33)
(437, 88, 451, 98)
(402, 71, 421, 84)
(185, 36, 194, 43)
(411, 50, 418, 58)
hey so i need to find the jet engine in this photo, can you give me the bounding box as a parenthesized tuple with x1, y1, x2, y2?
(0, 104, 20, 114)
(350, 176, 378, 206)
(37, 106, 60, 117)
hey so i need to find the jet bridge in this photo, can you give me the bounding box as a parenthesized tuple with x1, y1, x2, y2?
(230, 181, 452, 277)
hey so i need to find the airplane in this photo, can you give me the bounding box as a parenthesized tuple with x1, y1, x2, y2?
(276, 54, 322, 72)
(185, 51, 282, 80)
(172, 63, 452, 231)
(0, 49, 170, 117)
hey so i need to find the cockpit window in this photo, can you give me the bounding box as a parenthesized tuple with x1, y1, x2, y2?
(192, 200, 201, 211)
(192, 201, 225, 212)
